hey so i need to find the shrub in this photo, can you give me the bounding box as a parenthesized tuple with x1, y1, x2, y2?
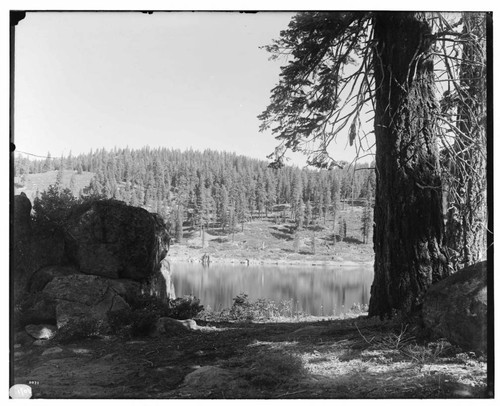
(168, 295, 204, 320)
(198, 294, 303, 322)
(229, 293, 253, 320)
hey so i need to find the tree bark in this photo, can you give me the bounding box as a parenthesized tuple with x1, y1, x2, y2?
(368, 13, 449, 318)
(444, 13, 487, 269)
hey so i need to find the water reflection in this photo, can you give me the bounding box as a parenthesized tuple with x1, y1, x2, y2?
(171, 263, 374, 316)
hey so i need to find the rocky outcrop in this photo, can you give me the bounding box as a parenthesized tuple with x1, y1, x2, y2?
(159, 258, 176, 300)
(13, 193, 68, 295)
(153, 317, 198, 336)
(43, 274, 134, 329)
(13, 195, 172, 334)
(422, 261, 487, 353)
(13, 192, 31, 235)
(181, 366, 246, 394)
(13, 193, 33, 295)
(25, 324, 57, 340)
(28, 265, 80, 293)
(65, 200, 170, 282)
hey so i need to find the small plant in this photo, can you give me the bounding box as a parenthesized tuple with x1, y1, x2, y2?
(350, 302, 369, 314)
(197, 294, 308, 322)
(229, 293, 253, 321)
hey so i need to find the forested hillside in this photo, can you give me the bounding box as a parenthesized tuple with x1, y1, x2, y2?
(15, 148, 375, 239)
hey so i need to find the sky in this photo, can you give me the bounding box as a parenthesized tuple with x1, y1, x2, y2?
(13, 11, 372, 167)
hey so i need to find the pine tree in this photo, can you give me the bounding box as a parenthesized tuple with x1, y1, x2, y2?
(228, 206, 236, 241)
(293, 231, 300, 253)
(218, 185, 229, 230)
(305, 200, 312, 228)
(55, 164, 64, 187)
(323, 187, 331, 225)
(69, 173, 76, 194)
(42, 151, 53, 172)
(265, 172, 277, 217)
(361, 190, 373, 244)
(175, 208, 184, 243)
(291, 170, 303, 221)
(338, 217, 344, 242)
(296, 198, 305, 229)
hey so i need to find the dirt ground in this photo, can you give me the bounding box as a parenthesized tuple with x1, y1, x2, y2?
(12, 315, 489, 399)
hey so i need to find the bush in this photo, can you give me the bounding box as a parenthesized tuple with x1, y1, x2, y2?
(198, 294, 302, 322)
(168, 295, 204, 320)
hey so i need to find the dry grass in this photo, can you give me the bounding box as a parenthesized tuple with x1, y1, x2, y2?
(170, 213, 374, 265)
(15, 170, 95, 200)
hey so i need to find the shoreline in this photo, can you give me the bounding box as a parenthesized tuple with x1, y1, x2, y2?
(167, 255, 374, 267)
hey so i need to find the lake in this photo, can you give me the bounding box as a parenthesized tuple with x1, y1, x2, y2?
(170, 262, 374, 316)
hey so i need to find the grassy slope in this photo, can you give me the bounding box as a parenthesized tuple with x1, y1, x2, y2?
(14, 170, 95, 200)
(169, 205, 374, 265)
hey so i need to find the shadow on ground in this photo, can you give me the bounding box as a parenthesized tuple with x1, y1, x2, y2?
(12, 316, 489, 399)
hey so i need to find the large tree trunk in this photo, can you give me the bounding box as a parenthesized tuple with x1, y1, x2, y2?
(368, 13, 449, 318)
(444, 13, 487, 269)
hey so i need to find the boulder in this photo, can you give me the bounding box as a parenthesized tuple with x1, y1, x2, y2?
(160, 258, 176, 300)
(14, 330, 35, 346)
(30, 230, 67, 271)
(13, 193, 33, 294)
(65, 200, 170, 281)
(19, 295, 58, 326)
(153, 317, 198, 336)
(182, 366, 244, 392)
(25, 324, 57, 340)
(28, 265, 80, 293)
(107, 279, 142, 303)
(422, 261, 487, 353)
(13, 194, 68, 299)
(13, 192, 32, 237)
(41, 347, 63, 356)
(43, 274, 131, 329)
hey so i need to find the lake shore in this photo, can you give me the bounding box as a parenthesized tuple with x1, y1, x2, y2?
(167, 254, 373, 267)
